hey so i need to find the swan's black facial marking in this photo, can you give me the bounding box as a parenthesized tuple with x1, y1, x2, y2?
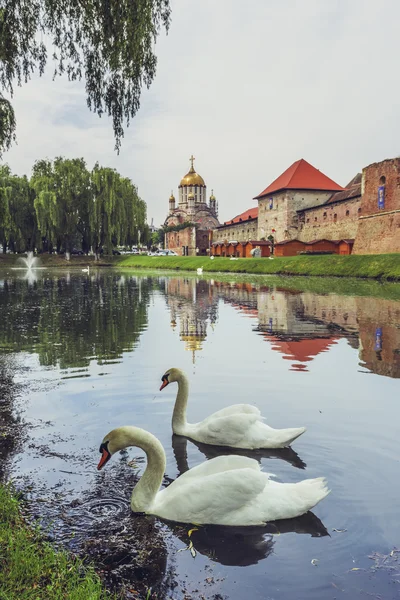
(97, 440, 111, 470)
(160, 373, 170, 391)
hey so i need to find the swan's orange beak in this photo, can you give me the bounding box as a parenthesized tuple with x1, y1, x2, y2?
(97, 448, 111, 470)
(160, 378, 169, 391)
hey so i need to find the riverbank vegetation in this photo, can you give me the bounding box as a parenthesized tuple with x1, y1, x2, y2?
(116, 253, 400, 281)
(0, 484, 114, 600)
(0, 159, 148, 255)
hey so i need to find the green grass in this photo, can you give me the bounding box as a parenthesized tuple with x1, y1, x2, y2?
(0, 484, 114, 600)
(116, 253, 400, 281)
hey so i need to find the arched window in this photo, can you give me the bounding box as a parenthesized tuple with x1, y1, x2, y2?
(346, 210, 350, 216)
(314, 217, 318, 222)
(333, 213, 337, 222)
(323, 212, 327, 220)
(358, 207, 361, 214)
(379, 175, 386, 185)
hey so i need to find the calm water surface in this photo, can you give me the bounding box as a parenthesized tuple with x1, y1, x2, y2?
(1, 269, 399, 599)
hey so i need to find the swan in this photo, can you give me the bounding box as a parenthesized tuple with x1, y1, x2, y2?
(82, 266, 90, 273)
(160, 368, 306, 449)
(196, 267, 203, 275)
(97, 426, 330, 525)
(210, 255, 214, 260)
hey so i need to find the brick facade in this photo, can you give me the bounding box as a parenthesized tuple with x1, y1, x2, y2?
(353, 158, 400, 254)
(213, 217, 258, 244)
(257, 190, 332, 243)
(297, 196, 360, 242)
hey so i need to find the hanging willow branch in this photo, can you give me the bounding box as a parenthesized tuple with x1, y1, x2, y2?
(0, 95, 16, 158)
(0, 0, 171, 154)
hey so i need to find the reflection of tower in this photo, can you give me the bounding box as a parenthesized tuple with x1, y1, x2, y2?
(164, 278, 219, 363)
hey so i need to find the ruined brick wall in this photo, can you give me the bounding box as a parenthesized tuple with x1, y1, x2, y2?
(353, 158, 400, 254)
(297, 197, 360, 242)
(165, 226, 196, 256)
(257, 190, 332, 243)
(212, 219, 258, 243)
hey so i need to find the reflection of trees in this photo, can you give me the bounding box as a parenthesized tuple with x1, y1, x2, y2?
(0, 356, 25, 481)
(0, 273, 152, 369)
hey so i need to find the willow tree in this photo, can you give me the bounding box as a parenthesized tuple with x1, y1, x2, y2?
(0, 0, 171, 156)
(90, 165, 121, 257)
(31, 157, 91, 252)
(0, 164, 35, 251)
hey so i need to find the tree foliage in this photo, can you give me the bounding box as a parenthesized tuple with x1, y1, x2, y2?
(1, 157, 148, 254)
(0, 0, 171, 155)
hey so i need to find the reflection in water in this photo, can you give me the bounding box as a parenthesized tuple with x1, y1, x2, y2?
(172, 434, 307, 472)
(169, 509, 328, 567)
(164, 277, 219, 363)
(0, 271, 153, 369)
(163, 277, 400, 378)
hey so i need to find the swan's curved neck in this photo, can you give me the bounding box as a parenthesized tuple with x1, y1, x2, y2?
(172, 372, 189, 434)
(118, 427, 166, 512)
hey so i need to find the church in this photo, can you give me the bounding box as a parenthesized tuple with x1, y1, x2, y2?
(164, 156, 220, 256)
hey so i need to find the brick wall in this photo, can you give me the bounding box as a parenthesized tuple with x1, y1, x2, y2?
(353, 158, 400, 254)
(297, 197, 360, 242)
(257, 190, 332, 243)
(165, 226, 196, 255)
(212, 219, 258, 243)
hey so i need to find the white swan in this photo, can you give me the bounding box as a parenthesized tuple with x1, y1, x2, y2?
(82, 266, 90, 273)
(196, 267, 203, 275)
(160, 368, 306, 449)
(97, 426, 329, 525)
(210, 255, 214, 260)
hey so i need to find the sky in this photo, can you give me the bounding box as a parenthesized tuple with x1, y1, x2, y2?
(4, 0, 400, 227)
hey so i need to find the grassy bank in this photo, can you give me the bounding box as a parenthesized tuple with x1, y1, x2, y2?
(0, 484, 113, 600)
(116, 253, 400, 281)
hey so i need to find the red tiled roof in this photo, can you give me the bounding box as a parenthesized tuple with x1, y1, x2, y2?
(274, 239, 304, 246)
(254, 159, 344, 199)
(223, 207, 258, 226)
(305, 239, 340, 245)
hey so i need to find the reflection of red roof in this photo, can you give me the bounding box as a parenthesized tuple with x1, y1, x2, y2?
(263, 335, 338, 364)
(223, 207, 258, 226)
(254, 159, 343, 199)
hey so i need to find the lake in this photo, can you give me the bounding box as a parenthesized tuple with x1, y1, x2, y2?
(1, 268, 399, 599)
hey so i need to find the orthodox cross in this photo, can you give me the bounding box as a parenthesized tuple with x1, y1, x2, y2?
(189, 155, 195, 170)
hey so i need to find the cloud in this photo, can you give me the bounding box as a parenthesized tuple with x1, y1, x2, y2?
(4, 0, 400, 225)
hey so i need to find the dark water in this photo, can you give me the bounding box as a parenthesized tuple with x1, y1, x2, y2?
(1, 268, 400, 599)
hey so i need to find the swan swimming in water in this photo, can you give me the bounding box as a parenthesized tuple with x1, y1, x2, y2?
(82, 266, 90, 273)
(196, 267, 203, 275)
(160, 368, 306, 449)
(97, 426, 330, 525)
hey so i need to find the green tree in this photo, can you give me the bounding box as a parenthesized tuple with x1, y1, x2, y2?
(32, 157, 91, 252)
(0, 0, 171, 156)
(0, 164, 36, 252)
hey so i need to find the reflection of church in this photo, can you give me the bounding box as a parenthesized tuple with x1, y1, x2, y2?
(165, 278, 219, 362)
(164, 156, 220, 256)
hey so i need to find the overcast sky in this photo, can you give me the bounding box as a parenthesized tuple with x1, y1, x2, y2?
(4, 0, 400, 226)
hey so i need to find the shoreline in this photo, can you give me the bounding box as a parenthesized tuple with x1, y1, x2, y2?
(1, 252, 400, 281)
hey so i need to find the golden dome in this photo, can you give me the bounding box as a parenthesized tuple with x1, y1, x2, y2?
(210, 189, 216, 201)
(179, 155, 206, 187)
(188, 191, 194, 199)
(169, 190, 175, 200)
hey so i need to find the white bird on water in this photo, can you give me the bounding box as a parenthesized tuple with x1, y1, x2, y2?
(210, 255, 214, 260)
(197, 267, 203, 275)
(82, 266, 90, 273)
